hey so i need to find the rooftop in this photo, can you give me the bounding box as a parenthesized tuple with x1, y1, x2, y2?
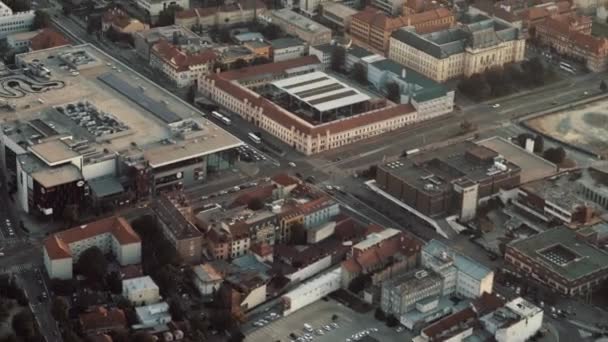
(271, 9, 332, 34)
(135, 302, 171, 323)
(154, 195, 202, 240)
(383, 269, 443, 293)
(271, 71, 371, 113)
(151, 39, 216, 72)
(270, 37, 305, 49)
(476, 136, 557, 183)
(79, 307, 127, 332)
(520, 173, 587, 212)
(123, 275, 159, 292)
(11, 44, 240, 168)
(424, 240, 492, 281)
(44, 216, 140, 260)
(508, 226, 608, 281)
(29, 139, 80, 166)
(321, 2, 358, 19)
(391, 12, 521, 59)
(379, 141, 520, 195)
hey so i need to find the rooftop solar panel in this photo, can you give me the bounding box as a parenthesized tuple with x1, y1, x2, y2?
(98, 73, 182, 124)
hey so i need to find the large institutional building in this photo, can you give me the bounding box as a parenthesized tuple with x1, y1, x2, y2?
(389, 11, 526, 82)
(0, 0, 34, 38)
(0, 45, 242, 218)
(43, 216, 141, 279)
(199, 53, 453, 155)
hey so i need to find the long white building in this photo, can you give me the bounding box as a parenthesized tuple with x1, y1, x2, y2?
(43, 216, 142, 279)
(281, 268, 341, 315)
(422, 240, 494, 299)
(0, 1, 34, 38)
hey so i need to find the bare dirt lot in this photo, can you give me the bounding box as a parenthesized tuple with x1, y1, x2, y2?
(526, 100, 608, 157)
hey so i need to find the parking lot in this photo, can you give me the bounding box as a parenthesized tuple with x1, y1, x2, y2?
(246, 299, 412, 342)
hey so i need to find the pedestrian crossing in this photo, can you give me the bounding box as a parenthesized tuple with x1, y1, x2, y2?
(1, 263, 34, 274)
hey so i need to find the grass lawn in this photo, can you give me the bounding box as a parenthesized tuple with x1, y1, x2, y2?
(592, 21, 608, 37)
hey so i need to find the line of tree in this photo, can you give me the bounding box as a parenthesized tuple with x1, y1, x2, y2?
(458, 58, 551, 101)
(156, 4, 183, 27)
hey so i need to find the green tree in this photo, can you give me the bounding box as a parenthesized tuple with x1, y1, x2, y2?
(62, 5, 72, 15)
(251, 56, 270, 66)
(330, 45, 345, 73)
(348, 274, 370, 293)
(106, 271, 123, 294)
(63, 330, 83, 342)
(248, 197, 265, 210)
(32, 10, 50, 30)
(157, 4, 183, 26)
(232, 58, 248, 70)
(351, 63, 367, 84)
(131, 331, 156, 342)
(3, 0, 30, 12)
(187, 84, 197, 103)
(0, 334, 18, 342)
(516, 133, 534, 148)
(458, 73, 490, 100)
(51, 297, 70, 324)
(385, 314, 399, 327)
(534, 135, 544, 153)
(75, 246, 108, 282)
(386, 82, 400, 103)
(601, 80, 607, 92)
(86, 15, 102, 34)
(12, 310, 36, 339)
(374, 308, 386, 321)
(543, 147, 566, 164)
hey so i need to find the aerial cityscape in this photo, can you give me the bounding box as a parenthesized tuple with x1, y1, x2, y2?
(0, 0, 608, 340)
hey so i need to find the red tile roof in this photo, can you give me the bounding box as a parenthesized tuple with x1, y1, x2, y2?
(30, 29, 70, 51)
(230, 184, 276, 208)
(79, 307, 127, 333)
(271, 173, 300, 187)
(422, 292, 504, 340)
(89, 335, 113, 342)
(44, 216, 140, 260)
(539, 17, 608, 54)
(251, 242, 273, 257)
(176, 0, 266, 19)
(102, 8, 133, 28)
(219, 55, 321, 80)
(152, 39, 217, 72)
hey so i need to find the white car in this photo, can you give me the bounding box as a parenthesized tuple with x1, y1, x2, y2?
(491, 103, 500, 108)
(288, 162, 297, 167)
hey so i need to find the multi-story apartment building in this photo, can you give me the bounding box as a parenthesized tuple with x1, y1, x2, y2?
(271, 9, 332, 46)
(134, 25, 202, 61)
(270, 37, 306, 62)
(381, 269, 443, 316)
(101, 8, 149, 34)
(423, 240, 494, 299)
(376, 141, 521, 218)
(505, 226, 608, 297)
(43, 216, 142, 279)
(320, 2, 357, 31)
(0, 1, 34, 38)
(153, 195, 204, 263)
(389, 11, 525, 82)
(150, 38, 216, 87)
(136, 0, 190, 17)
(536, 15, 608, 71)
(372, 0, 405, 15)
(350, 7, 453, 54)
(174, 0, 267, 29)
(199, 55, 453, 155)
(122, 276, 161, 306)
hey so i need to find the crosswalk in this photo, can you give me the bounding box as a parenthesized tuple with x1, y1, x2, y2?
(1, 263, 34, 274)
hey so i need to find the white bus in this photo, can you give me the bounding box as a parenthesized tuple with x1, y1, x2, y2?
(220, 116, 231, 125)
(559, 61, 573, 69)
(560, 65, 575, 74)
(248, 132, 261, 144)
(211, 111, 223, 120)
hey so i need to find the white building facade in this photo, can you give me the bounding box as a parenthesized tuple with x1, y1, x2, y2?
(282, 268, 342, 315)
(0, 1, 34, 39)
(136, 0, 190, 17)
(123, 276, 161, 306)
